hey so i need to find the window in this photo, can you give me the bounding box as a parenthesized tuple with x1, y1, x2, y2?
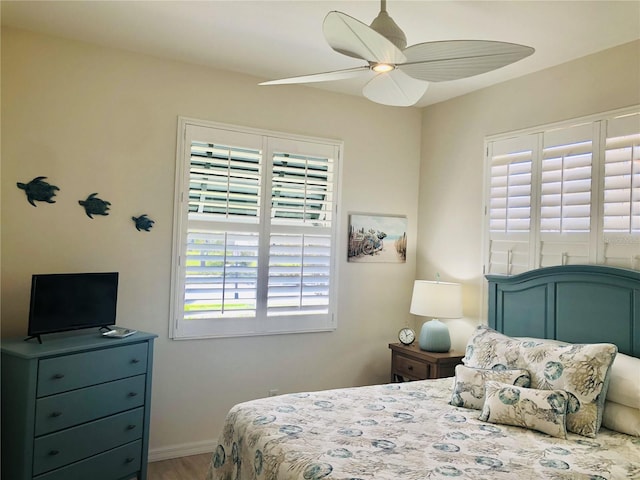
(484, 107, 639, 275)
(171, 118, 341, 339)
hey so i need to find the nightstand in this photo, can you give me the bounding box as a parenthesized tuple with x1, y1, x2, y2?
(389, 342, 464, 382)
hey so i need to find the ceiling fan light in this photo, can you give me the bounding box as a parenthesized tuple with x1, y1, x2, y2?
(372, 63, 395, 73)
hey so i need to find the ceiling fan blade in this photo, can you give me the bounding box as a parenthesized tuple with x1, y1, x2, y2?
(362, 70, 428, 107)
(323, 11, 406, 64)
(259, 66, 370, 85)
(400, 40, 534, 82)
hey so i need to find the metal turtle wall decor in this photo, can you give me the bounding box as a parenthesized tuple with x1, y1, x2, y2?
(79, 193, 111, 218)
(132, 214, 154, 232)
(17, 177, 159, 239)
(17, 176, 60, 206)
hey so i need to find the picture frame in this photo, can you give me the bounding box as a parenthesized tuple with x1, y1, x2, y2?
(347, 213, 407, 263)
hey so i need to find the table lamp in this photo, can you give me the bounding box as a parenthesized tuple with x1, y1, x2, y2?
(410, 280, 463, 352)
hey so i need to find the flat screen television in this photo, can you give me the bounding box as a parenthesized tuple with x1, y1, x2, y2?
(27, 272, 119, 341)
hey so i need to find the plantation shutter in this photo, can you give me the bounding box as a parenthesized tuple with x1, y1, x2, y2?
(486, 135, 536, 274)
(484, 106, 639, 280)
(538, 123, 596, 267)
(602, 113, 640, 269)
(172, 120, 341, 339)
(188, 141, 262, 220)
(183, 127, 263, 324)
(266, 138, 336, 319)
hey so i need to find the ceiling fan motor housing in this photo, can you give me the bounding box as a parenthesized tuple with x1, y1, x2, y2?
(370, 10, 407, 51)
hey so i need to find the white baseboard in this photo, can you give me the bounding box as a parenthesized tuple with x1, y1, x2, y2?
(149, 439, 216, 463)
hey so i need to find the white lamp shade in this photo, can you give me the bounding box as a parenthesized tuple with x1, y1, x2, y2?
(410, 280, 463, 319)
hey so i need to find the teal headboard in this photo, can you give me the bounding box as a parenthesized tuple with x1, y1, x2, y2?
(486, 265, 640, 357)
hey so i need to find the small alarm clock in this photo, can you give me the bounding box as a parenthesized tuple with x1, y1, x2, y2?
(398, 327, 416, 345)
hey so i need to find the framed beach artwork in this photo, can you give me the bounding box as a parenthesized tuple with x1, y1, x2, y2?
(347, 213, 407, 263)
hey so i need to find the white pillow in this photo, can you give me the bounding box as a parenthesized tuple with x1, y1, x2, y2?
(606, 353, 640, 409)
(602, 401, 640, 437)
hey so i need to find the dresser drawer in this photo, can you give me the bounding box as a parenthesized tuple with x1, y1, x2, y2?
(33, 408, 143, 475)
(395, 354, 429, 379)
(34, 439, 142, 480)
(35, 375, 146, 436)
(37, 342, 148, 397)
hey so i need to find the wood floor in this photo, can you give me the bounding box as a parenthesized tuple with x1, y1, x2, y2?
(147, 453, 212, 480)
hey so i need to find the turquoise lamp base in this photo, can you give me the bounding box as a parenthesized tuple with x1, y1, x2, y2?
(418, 319, 451, 352)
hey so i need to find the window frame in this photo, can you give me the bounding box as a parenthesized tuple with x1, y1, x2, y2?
(482, 105, 640, 276)
(170, 117, 343, 340)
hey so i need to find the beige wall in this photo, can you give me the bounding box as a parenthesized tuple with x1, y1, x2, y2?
(3, 26, 638, 458)
(418, 40, 640, 349)
(1, 28, 422, 457)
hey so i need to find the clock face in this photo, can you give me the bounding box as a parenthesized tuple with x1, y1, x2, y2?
(398, 327, 415, 345)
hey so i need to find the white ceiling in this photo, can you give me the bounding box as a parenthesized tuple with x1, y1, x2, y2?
(2, 0, 639, 107)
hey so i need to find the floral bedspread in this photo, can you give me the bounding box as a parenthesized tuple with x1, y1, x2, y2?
(206, 378, 640, 480)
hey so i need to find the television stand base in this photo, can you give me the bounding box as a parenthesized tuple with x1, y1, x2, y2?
(23, 334, 42, 344)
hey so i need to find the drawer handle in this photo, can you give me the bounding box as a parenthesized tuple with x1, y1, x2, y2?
(52, 373, 65, 380)
(50, 411, 63, 418)
(49, 450, 60, 456)
(126, 424, 137, 430)
(130, 358, 141, 364)
(128, 392, 138, 397)
(125, 457, 135, 464)
(407, 365, 413, 371)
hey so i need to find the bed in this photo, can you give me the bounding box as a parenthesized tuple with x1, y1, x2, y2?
(206, 265, 640, 480)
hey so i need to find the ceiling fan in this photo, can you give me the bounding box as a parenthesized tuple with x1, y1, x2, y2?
(260, 0, 534, 107)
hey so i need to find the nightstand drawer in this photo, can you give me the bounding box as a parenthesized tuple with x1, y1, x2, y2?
(35, 440, 142, 480)
(389, 343, 464, 382)
(395, 354, 428, 379)
(37, 343, 148, 397)
(33, 408, 144, 475)
(35, 375, 146, 436)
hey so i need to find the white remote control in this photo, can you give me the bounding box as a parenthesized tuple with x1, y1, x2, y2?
(102, 327, 137, 338)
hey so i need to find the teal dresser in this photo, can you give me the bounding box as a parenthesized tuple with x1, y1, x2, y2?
(1, 330, 157, 480)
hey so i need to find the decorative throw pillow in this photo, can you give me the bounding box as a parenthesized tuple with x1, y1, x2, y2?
(516, 337, 567, 347)
(450, 365, 531, 410)
(463, 326, 521, 370)
(518, 341, 617, 438)
(479, 380, 568, 439)
(463, 327, 618, 437)
(602, 401, 640, 437)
